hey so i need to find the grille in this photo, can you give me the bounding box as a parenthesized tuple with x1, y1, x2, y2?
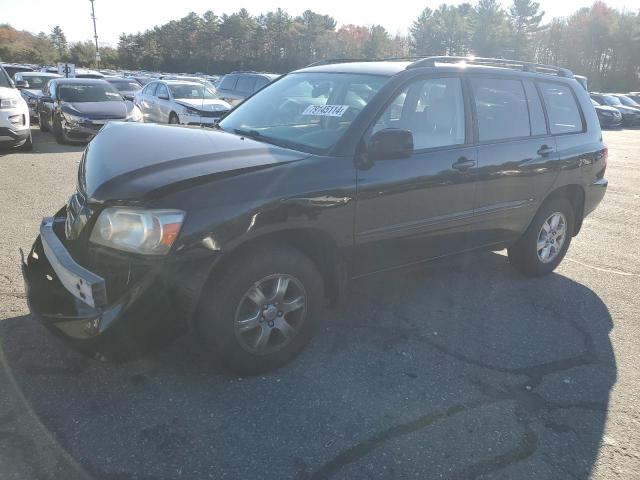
(65, 192, 93, 240)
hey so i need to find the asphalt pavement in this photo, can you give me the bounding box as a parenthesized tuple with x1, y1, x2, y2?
(0, 127, 639, 479)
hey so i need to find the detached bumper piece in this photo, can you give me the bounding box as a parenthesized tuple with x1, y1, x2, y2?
(22, 216, 184, 359)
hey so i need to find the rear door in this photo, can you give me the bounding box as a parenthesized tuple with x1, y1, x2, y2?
(354, 75, 478, 275)
(470, 75, 557, 246)
(217, 75, 238, 104)
(138, 82, 157, 122)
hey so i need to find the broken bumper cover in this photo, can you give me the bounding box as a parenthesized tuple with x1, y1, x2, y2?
(21, 216, 212, 351)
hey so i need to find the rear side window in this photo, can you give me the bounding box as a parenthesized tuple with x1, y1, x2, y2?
(523, 81, 547, 136)
(471, 78, 530, 141)
(156, 83, 169, 98)
(236, 76, 256, 94)
(538, 82, 583, 134)
(219, 75, 237, 91)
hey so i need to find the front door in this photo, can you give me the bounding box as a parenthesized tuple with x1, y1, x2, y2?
(353, 75, 478, 276)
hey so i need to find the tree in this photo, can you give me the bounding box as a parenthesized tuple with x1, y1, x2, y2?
(508, 0, 544, 59)
(49, 25, 68, 61)
(471, 0, 509, 57)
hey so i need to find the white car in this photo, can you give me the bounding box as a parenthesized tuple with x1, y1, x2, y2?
(134, 80, 231, 126)
(0, 67, 31, 150)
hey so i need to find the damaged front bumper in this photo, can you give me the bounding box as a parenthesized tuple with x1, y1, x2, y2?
(22, 215, 215, 356)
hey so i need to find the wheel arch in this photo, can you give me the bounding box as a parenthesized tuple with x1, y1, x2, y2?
(207, 227, 347, 307)
(540, 184, 585, 235)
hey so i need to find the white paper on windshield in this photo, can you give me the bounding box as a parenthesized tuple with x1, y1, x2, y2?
(302, 105, 349, 117)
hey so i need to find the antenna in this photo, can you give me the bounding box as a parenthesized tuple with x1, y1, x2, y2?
(89, 0, 100, 69)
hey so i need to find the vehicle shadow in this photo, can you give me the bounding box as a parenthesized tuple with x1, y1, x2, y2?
(0, 251, 615, 479)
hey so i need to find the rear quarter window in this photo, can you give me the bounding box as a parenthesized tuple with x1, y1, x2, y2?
(538, 82, 583, 135)
(236, 76, 257, 94)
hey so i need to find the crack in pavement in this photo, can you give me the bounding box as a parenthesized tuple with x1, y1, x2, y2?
(308, 288, 606, 479)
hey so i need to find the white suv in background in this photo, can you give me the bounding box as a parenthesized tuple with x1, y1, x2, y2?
(0, 66, 31, 151)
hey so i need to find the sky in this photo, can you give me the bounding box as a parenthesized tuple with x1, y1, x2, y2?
(2, 0, 640, 46)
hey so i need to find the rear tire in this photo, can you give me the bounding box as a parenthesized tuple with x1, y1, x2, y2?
(195, 244, 324, 375)
(508, 197, 575, 277)
(39, 112, 49, 132)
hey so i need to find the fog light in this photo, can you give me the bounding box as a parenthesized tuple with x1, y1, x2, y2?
(9, 114, 23, 126)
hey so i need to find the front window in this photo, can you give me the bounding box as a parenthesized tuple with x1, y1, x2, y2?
(218, 72, 389, 153)
(58, 83, 122, 102)
(169, 83, 219, 100)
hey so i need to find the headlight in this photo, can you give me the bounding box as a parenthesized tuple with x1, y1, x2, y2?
(0, 98, 19, 109)
(62, 111, 84, 123)
(126, 106, 143, 122)
(90, 208, 185, 255)
(183, 106, 200, 115)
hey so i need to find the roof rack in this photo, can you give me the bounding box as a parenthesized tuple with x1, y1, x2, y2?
(407, 56, 573, 78)
(305, 57, 424, 68)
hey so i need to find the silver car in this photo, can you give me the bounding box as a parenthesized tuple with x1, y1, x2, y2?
(134, 80, 231, 126)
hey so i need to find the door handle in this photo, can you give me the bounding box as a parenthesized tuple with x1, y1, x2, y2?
(452, 157, 476, 172)
(537, 145, 554, 157)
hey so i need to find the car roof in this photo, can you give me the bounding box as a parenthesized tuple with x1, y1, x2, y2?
(159, 80, 204, 86)
(52, 78, 110, 85)
(293, 59, 577, 84)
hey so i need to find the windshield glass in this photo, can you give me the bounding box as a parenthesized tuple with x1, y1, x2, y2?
(603, 95, 621, 106)
(58, 83, 123, 102)
(219, 72, 388, 153)
(617, 95, 639, 107)
(109, 80, 142, 92)
(169, 83, 219, 100)
(22, 76, 55, 89)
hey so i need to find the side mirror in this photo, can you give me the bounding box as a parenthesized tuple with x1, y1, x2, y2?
(158, 93, 169, 100)
(15, 80, 29, 89)
(367, 128, 414, 160)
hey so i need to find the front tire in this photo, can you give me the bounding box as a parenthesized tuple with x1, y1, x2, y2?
(195, 244, 324, 375)
(169, 112, 179, 124)
(52, 114, 66, 144)
(39, 112, 49, 132)
(508, 197, 575, 276)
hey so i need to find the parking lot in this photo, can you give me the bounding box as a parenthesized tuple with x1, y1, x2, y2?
(0, 127, 639, 479)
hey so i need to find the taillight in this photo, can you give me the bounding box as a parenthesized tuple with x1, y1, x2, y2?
(597, 145, 608, 179)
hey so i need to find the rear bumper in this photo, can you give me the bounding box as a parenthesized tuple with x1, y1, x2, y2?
(584, 178, 608, 218)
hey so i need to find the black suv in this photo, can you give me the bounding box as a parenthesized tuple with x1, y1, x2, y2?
(22, 57, 608, 374)
(215, 71, 280, 105)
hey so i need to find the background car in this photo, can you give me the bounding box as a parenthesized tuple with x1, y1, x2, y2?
(14, 71, 61, 122)
(611, 93, 640, 109)
(104, 76, 142, 100)
(215, 72, 280, 105)
(134, 80, 230, 126)
(627, 92, 640, 103)
(0, 65, 32, 150)
(591, 93, 640, 126)
(591, 98, 622, 128)
(2, 63, 34, 79)
(38, 78, 142, 144)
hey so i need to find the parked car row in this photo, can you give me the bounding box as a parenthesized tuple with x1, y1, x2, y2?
(590, 92, 640, 128)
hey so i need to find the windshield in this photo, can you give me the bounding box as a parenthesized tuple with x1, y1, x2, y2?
(603, 95, 621, 106)
(21, 76, 55, 89)
(617, 95, 639, 107)
(58, 83, 123, 102)
(218, 72, 388, 153)
(169, 83, 219, 100)
(109, 80, 142, 92)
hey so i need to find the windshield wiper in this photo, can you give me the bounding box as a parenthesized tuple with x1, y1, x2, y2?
(233, 128, 264, 140)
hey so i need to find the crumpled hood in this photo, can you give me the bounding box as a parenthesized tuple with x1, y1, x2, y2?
(594, 105, 620, 114)
(174, 98, 231, 112)
(63, 100, 129, 119)
(81, 122, 308, 202)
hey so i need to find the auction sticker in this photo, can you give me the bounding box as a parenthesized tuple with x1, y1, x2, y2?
(302, 105, 349, 117)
